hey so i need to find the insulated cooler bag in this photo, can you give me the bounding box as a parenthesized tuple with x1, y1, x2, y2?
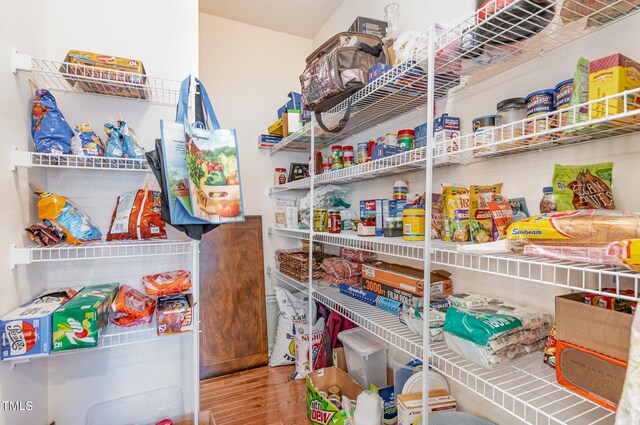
(300, 32, 389, 132)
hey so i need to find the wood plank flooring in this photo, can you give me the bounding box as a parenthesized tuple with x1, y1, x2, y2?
(200, 365, 308, 425)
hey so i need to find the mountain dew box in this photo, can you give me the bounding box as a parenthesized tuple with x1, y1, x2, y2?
(307, 367, 364, 425)
(52, 283, 119, 351)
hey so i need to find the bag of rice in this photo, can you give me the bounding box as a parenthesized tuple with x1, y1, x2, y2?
(469, 183, 502, 243)
(269, 287, 317, 367)
(442, 185, 470, 242)
(292, 317, 326, 380)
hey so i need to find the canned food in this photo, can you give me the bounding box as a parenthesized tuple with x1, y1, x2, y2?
(328, 210, 342, 234)
(555, 78, 574, 130)
(331, 145, 343, 170)
(343, 145, 354, 167)
(357, 219, 376, 237)
(328, 385, 341, 397)
(403, 205, 426, 241)
(318, 390, 329, 399)
(526, 89, 556, 144)
(397, 129, 415, 149)
(328, 394, 341, 409)
(314, 209, 328, 232)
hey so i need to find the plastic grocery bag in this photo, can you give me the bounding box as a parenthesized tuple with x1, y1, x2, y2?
(31, 88, 74, 154)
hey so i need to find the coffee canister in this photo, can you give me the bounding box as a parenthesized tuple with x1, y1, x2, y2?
(403, 205, 425, 241)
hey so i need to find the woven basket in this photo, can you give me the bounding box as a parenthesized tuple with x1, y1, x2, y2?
(275, 248, 331, 282)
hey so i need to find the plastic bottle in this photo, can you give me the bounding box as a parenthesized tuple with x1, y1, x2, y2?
(540, 186, 557, 214)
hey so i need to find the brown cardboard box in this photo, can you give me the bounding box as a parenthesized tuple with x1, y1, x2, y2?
(361, 262, 452, 303)
(555, 293, 633, 361)
(397, 390, 457, 425)
(307, 367, 364, 425)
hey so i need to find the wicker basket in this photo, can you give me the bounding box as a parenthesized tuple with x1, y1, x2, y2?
(275, 248, 331, 283)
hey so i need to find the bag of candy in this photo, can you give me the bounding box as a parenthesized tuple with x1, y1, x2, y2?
(106, 189, 167, 241)
(72, 123, 105, 157)
(143, 270, 192, 296)
(31, 88, 74, 154)
(111, 285, 156, 327)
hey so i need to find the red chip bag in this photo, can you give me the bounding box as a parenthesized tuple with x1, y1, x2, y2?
(143, 270, 192, 296)
(111, 285, 156, 327)
(107, 189, 167, 241)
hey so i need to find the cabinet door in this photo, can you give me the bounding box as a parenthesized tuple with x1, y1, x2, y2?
(199, 215, 268, 379)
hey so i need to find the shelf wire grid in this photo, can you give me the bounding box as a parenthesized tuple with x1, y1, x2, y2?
(268, 266, 616, 425)
(11, 149, 150, 171)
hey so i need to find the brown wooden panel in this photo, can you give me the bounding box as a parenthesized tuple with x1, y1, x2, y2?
(199, 215, 268, 379)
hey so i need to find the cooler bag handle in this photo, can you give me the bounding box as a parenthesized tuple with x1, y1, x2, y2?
(315, 100, 352, 134)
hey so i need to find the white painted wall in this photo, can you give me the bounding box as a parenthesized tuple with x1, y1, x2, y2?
(1, 1, 199, 424)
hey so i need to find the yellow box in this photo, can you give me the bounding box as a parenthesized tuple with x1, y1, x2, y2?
(588, 53, 640, 124)
(268, 118, 283, 136)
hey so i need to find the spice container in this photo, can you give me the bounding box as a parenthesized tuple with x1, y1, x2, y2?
(322, 156, 331, 173)
(357, 219, 376, 237)
(274, 168, 288, 185)
(397, 129, 415, 149)
(540, 186, 557, 214)
(343, 146, 354, 167)
(495, 97, 527, 150)
(526, 89, 556, 144)
(357, 142, 369, 164)
(328, 210, 342, 234)
(331, 145, 343, 170)
(310, 151, 323, 175)
(314, 209, 328, 232)
(403, 205, 425, 241)
(472, 115, 496, 154)
(393, 180, 408, 200)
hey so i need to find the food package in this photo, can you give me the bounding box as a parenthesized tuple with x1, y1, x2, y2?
(399, 299, 447, 342)
(506, 210, 640, 270)
(273, 196, 297, 228)
(111, 285, 156, 327)
(321, 257, 361, 280)
(484, 193, 514, 239)
(339, 247, 375, 263)
(561, 0, 640, 27)
(616, 307, 640, 424)
(104, 123, 124, 158)
(589, 53, 640, 124)
(431, 193, 443, 240)
(71, 123, 105, 157)
(142, 270, 192, 296)
(447, 293, 506, 309)
(553, 163, 615, 211)
(52, 283, 119, 351)
(319, 273, 361, 288)
(586, 288, 637, 313)
(442, 185, 470, 242)
(33, 186, 102, 245)
(156, 292, 193, 335)
(25, 223, 64, 247)
(104, 121, 145, 159)
(270, 287, 317, 367)
(544, 323, 557, 368)
(31, 88, 74, 155)
(469, 183, 502, 243)
(292, 316, 326, 380)
(510, 197, 529, 221)
(1, 288, 78, 360)
(106, 189, 166, 241)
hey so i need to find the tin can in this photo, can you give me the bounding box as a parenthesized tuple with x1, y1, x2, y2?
(357, 219, 376, 237)
(367, 140, 376, 161)
(331, 145, 343, 170)
(328, 394, 341, 409)
(313, 209, 328, 232)
(328, 210, 342, 234)
(323, 156, 331, 173)
(526, 89, 556, 144)
(318, 391, 329, 399)
(393, 180, 408, 200)
(403, 205, 425, 241)
(397, 129, 414, 149)
(328, 385, 341, 398)
(555, 78, 574, 130)
(343, 146, 354, 167)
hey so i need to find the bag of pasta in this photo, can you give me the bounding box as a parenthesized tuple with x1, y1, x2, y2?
(469, 183, 502, 243)
(442, 185, 470, 242)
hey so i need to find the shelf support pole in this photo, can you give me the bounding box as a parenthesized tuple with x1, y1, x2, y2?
(192, 239, 200, 425)
(307, 113, 316, 374)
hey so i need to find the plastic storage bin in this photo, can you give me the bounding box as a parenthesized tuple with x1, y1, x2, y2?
(391, 352, 423, 393)
(338, 327, 387, 389)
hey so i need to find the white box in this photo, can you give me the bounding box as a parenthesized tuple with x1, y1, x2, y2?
(397, 391, 457, 425)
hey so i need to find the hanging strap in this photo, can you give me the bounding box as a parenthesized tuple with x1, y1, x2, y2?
(175, 76, 221, 130)
(315, 100, 352, 133)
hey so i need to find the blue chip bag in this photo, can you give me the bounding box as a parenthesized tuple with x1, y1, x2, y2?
(31, 88, 74, 154)
(104, 123, 124, 158)
(72, 123, 105, 157)
(118, 121, 145, 159)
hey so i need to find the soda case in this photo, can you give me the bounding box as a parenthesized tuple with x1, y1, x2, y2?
(1, 288, 78, 360)
(52, 283, 119, 351)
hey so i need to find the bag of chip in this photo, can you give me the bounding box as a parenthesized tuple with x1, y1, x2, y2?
(442, 185, 470, 242)
(33, 186, 102, 245)
(72, 123, 105, 157)
(106, 189, 167, 241)
(118, 120, 145, 159)
(31, 88, 74, 154)
(111, 285, 156, 327)
(469, 183, 503, 244)
(143, 270, 192, 296)
(510, 197, 530, 221)
(553, 162, 615, 211)
(431, 193, 443, 239)
(25, 223, 64, 247)
(104, 123, 124, 158)
(484, 193, 514, 240)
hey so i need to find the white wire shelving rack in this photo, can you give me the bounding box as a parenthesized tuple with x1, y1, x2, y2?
(12, 50, 182, 106)
(268, 266, 617, 425)
(10, 148, 150, 171)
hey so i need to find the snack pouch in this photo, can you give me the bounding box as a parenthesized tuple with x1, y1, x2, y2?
(442, 185, 470, 242)
(31, 88, 74, 154)
(485, 193, 514, 240)
(510, 197, 530, 221)
(106, 189, 167, 241)
(470, 183, 502, 243)
(553, 162, 615, 211)
(33, 187, 102, 245)
(104, 123, 124, 158)
(72, 123, 105, 157)
(111, 285, 156, 327)
(143, 270, 192, 296)
(431, 193, 444, 240)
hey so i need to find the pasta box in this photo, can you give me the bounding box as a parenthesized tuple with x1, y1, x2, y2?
(52, 283, 119, 351)
(1, 288, 78, 360)
(157, 292, 194, 336)
(61, 50, 147, 99)
(307, 367, 363, 425)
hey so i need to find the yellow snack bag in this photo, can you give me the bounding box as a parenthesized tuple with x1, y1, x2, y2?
(442, 185, 470, 242)
(469, 183, 503, 243)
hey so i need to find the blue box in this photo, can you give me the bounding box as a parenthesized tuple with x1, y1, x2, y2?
(414, 123, 427, 148)
(277, 92, 302, 118)
(434, 113, 461, 135)
(368, 64, 393, 83)
(258, 134, 283, 148)
(360, 199, 384, 236)
(383, 199, 407, 229)
(371, 144, 407, 160)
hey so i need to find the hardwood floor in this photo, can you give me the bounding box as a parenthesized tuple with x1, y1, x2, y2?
(200, 365, 309, 425)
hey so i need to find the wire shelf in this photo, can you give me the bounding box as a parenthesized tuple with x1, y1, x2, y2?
(268, 266, 616, 425)
(269, 226, 640, 301)
(13, 52, 182, 106)
(11, 148, 150, 171)
(11, 240, 193, 268)
(269, 177, 312, 195)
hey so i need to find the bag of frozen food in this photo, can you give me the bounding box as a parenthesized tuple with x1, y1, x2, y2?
(339, 247, 375, 263)
(111, 285, 156, 327)
(447, 293, 506, 309)
(106, 189, 167, 241)
(470, 184, 502, 243)
(506, 210, 640, 270)
(31, 88, 74, 154)
(431, 193, 443, 239)
(71, 123, 105, 157)
(33, 186, 102, 245)
(553, 162, 615, 211)
(510, 197, 529, 221)
(270, 287, 317, 367)
(142, 270, 192, 296)
(292, 317, 326, 380)
(484, 193, 514, 240)
(442, 185, 470, 242)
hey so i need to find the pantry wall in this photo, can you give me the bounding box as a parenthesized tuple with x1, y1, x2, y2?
(1, 1, 199, 424)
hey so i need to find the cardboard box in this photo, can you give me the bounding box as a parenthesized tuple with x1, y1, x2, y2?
(62, 50, 147, 99)
(371, 144, 407, 161)
(382, 199, 406, 230)
(414, 123, 427, 148)
(556, 340, 627, 410)
(589, 53, 640, 124)
(258, 134, 282, 149)
(397, 390, 457, 425)
(360, 199, 384, 236)
(169, 411, 216, 425)
(369, 64, 393, 83)
(1, 289, 78, 360)
(282, 110, 302, 135)
(348, 17, 388, 38)
(157, 292, 194, 336)
(307, 367, 364, 425)
(268, 118, 283, 136)
(361, 262, 453, 302)
(52, 283, 118, 351)
(277, 92, 302, 118)
(556, 293, 633, 362)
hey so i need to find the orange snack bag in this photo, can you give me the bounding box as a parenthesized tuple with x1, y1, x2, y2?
(143, 270, 192, 296)
(111, 285, 156, 327)
(106, 189, 167, 241)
